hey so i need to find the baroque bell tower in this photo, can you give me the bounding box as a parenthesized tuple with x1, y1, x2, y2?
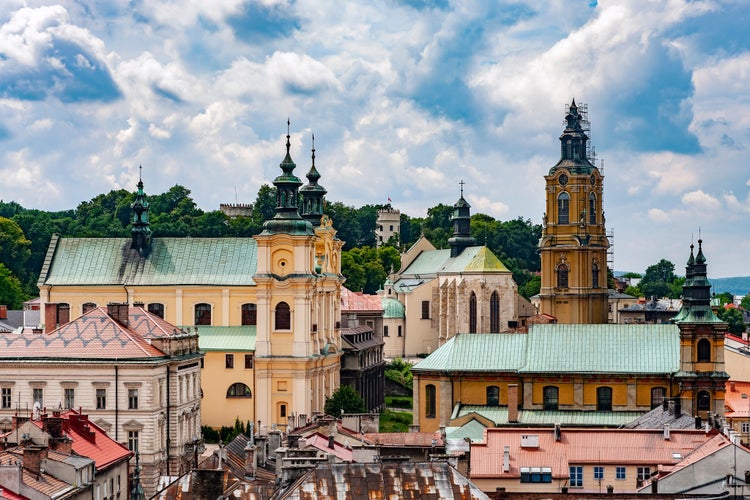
(538, 100, 609, 324)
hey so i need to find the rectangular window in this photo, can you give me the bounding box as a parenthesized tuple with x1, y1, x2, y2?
(244, 354, 254, 369)
(128, 389, 138, 409)
(398, 326, 402, 337)
(520, 468, 553, 483)
(569, 466, 583, 487)
(742, 422, 750, 434)
(637, 467, 650, 481)
(226, 354, 234, 369)
(594, 466, 604, 480)
(1, 388, 11, 408)
(32, 388, 43, 407)
(616, 466, 626, 480)
(64, 388, 75, 409)
(147, 303, 164, 318)
(421, 300, 430, 319)
(127, 430, 139, 452)
(384, 326, 389, 337)
(96, 388, 107, 409)
(280, 404, 287, 418)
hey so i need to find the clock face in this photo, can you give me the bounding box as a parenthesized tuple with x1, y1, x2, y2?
(590, 174, 596, 185)
(559, 174, 568, 186)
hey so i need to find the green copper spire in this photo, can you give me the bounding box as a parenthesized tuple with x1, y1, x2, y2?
(448, 180, 476, 257)
(261, 120, 314, 235)
(131, 166, 152, 256)
(300, 133, 327, 227)
(549, 99, 598, 175)
(673, 239, 723, 324)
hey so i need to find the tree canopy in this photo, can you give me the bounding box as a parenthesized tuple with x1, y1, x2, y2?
(324, 385, 366, 415)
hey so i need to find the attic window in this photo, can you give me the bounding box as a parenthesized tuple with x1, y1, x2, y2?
(520, 467, 552, 483)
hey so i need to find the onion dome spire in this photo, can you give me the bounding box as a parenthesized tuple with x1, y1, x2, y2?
(549, 98, 597, 175)
(673, 238, 721, 324)
(261, 120, 314, 235)
(300, 133, 327, 227)
(131, 166, 152, 256)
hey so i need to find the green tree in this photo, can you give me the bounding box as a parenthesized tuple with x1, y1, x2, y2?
(324, 385, 366, 415)
(0, 217, 32, 279)
(523, 275, 541, 298)
(741, 295, 750, 311)
(624, 285, 642, 297)
(640, 259, 679, 299)
(717, 307, 746, 335)
(714, 292, 734, 306)
(0, 263, 27, 309)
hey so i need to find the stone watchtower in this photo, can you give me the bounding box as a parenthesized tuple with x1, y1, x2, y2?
(538, 100, 609, 324)
(376, 204, 400, 248)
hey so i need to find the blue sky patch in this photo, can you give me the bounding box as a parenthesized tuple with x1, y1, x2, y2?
(227, 1, 301, 44)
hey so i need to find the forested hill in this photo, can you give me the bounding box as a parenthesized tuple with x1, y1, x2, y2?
(0, 184, 542, 307)
(710, 277, 750, 297)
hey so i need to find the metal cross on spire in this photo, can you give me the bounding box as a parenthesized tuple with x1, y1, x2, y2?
(459, 179, 465, 198)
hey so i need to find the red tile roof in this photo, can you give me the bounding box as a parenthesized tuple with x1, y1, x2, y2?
(725, 381, 750, 417)
(340, 288, 383, 312)
(0, 450, 73, 497)
(0, 306, 186, 359)
(470, 427, 720, 479)
(0, 485, 29, 500)
(302, 433, 353, 461)
(29, 411, 132, 470)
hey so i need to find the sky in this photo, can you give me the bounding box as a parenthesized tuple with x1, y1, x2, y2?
(0, 0, 748, 278)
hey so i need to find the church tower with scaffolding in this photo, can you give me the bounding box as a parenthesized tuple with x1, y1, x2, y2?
(538, 100, 609, 324)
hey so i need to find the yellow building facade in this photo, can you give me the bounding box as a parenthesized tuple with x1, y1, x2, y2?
(37, 131, 345, 430)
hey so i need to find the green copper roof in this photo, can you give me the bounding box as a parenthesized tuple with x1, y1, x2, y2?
(399, 246, 510, 278)
(412, 333, 528, 372)
(522, 324, 679, 374)
(197, 326, 256, 351)
(382, 297, 405, 318)
(40, 237, 258, 286)
(413, 325, 680, 375)
(456, 405, 646, 427)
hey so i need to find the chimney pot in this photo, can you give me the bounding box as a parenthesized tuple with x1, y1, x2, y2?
(508, 384, 519, 423)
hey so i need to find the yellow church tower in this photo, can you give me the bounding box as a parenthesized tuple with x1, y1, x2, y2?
(539, 100, 609, 324)
(253, 123, 344, 429)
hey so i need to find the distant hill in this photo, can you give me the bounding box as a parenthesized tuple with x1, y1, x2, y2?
(710, 276, 750, 297)
(615, 272, 749, 297)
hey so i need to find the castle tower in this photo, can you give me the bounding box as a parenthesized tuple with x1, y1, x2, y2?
(253, 122, 344, 430)
(376, 204, 400, 248)
(300, 134, 327, 227)
(131, 167, 152, 256)
(538, 100, 609, 324)
(673, 240, 728, 418)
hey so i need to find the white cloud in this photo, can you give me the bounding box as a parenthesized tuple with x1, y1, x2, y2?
(681, 189, 721, 211)
(648, 208, 671, 223)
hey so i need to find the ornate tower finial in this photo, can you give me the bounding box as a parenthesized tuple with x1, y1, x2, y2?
(131, 167, 151, 256)
(286, 118, 291, 155)
(448, 181, 475, 257)
(300, 133, 327, 227)
(459, 179, 465, 198)
(311, 133, 316, 167)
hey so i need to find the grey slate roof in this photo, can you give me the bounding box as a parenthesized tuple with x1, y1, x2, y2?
(39, 237, 258, 286)
(413, 324, 680, 375)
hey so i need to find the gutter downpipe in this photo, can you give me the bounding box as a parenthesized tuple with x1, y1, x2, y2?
(166, 364, 171, 474)
(115, 365, 119, 441)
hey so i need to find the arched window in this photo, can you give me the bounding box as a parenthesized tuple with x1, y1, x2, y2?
(557, 192, 570, 224)
(425, 384, 436, 418)
(557, 264, 569, 289)
(543, 386, 559, 411)
(148, 303, 164, 319)
(651, 387, 667, 409)
(226, 383, 252, 398)
(486, 386, 499, 406)
(82, 302, 97, 314)
(490, 291, 500, 333)
(697, 339, 711, 362)
(275, 302, 291, 330)
(697, 391, 710, 411)
(597, 386, 613, 411)
(195, 303, 211, 325)
(589, 192, 596, 224)
(241, 303, 257, 326)
(592, 263, 600, 289)
(469, 292, 477, 333)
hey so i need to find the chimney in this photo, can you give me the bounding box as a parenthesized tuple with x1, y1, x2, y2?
(663, 424, 670, 440)
(328, 435, 335, 450)
(107, 303, 129, 328)
(554, 423, 562, 441)
(43, 413, 64, 439)
(695, 415, 702, 429)
(731, 382, 737, 392)
(507, 384, 518, 423)
(674, 397, 681, 418)
(244, 442, 257, 479)
(23, 446, 47, 477)
(502, 446, 510, 472)
(44, 303, 58, 333)
(0, 305, 6, 320)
